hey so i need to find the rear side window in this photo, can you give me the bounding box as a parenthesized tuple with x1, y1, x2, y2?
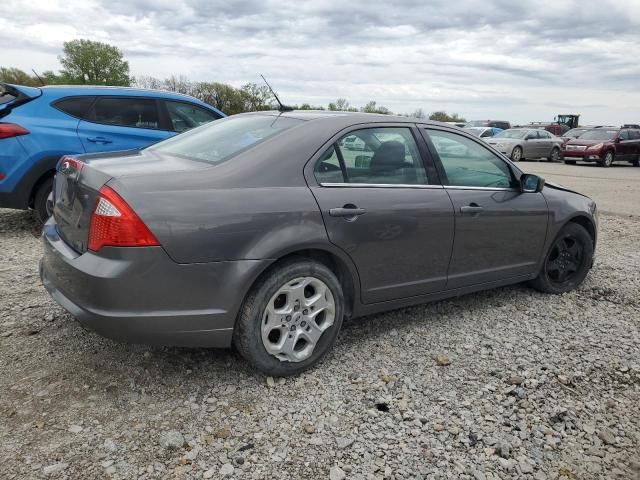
(149, 115, 304, 165)
(333, 127, 426, 185)
(314, 146, 345, 184)
(92, 97, 160, 130)
(52, 96, 95, 119)
(629, 130, 640, 140)
(165, 101, 220, 132)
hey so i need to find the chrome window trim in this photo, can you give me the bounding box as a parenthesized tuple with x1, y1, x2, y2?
(319, 182, 444, 189)
(445, 185, 519, 192)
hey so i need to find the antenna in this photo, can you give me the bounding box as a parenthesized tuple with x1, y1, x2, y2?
(260, 74, 293, 112)
(32, 69, 45, 86)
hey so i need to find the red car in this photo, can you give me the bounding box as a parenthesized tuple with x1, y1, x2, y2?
(562, 128, 640, 167)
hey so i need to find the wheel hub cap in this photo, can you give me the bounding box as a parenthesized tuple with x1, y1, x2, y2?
(261, 277, 336, 362)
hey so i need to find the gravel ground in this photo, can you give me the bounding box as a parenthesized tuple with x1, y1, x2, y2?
(0, 208, 638, 480)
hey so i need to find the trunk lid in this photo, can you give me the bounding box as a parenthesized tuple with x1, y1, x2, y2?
(53, 148, 212, 253)
(0, 83, 42, 118)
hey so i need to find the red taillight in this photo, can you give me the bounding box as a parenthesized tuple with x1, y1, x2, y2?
(0, 123, 30, 139)
(88, 186, 159, 252)
(57, 155, 84, 174)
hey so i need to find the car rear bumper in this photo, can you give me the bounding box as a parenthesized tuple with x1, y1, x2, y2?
(40, 219, 269, 347)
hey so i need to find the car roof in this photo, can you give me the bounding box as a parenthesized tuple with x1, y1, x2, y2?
(38, 85, 222, 112)
(236, 110, 454, 128)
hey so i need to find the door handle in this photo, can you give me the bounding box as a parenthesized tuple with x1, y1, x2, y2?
(87, 136, 112, 144)
(460, 203, 484, 215)
(329, 205, 366, 218)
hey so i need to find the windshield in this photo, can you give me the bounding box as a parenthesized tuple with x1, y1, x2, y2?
(578, 129, 618, 141)
(493, 129, 527, 139)
(149, 115, 304, 164)
(564, 128, 589, 138)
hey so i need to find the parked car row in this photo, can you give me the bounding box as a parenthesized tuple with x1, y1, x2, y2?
(562, 127, 640, 167)
(0, 83, 224, 221)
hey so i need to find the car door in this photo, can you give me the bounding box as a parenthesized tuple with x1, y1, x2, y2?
(538, 130, 555, 156)
(523, 130, 543, 158)
(617, 130, 632, 160)
(307, 125, 455, 304)
(422, 127, 549, 289)
(629, 130, 640, 160)
(77, 96, 173, 153)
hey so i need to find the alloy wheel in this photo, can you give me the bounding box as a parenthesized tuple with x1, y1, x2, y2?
(511, 147, 522, 161)
(603, 151, 613, 167)
(551, 148, 560, 162)
(261, 276, 336, 362)
(545, 235, 584, 285)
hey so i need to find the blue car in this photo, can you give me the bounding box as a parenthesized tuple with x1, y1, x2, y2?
(0, 84, 224, 220)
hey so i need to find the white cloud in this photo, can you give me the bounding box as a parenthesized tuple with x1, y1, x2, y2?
(2, 0, 639, 125)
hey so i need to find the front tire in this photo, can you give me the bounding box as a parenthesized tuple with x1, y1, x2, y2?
(33, 177, 54, 223)
(511, 146, 523, 162)
(530, 223, 594, 294)
(233, 259, 344, 376)
(600, 150, 614, 167)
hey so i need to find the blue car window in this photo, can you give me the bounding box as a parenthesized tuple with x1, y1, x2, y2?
(92, 97, 160, 130)
(165, 101, 219, 133)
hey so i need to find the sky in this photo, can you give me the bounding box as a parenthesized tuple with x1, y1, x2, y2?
(2, 0, 639, 125)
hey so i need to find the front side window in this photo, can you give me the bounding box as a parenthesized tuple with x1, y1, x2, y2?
(619, 130, 630, 140)
(92, 97, 160, 129)
(426, 129, 516, 189)
(149, 114, 303, 165)
(165, 101, 219, 132)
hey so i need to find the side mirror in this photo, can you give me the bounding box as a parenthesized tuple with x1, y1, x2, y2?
(520, 173, 545, 193)
(614, 137, 621, 143)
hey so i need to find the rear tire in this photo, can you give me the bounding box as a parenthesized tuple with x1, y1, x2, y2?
(233, 259, 344, 376)
(530, 223, 593, 294)
(511, 146, 523, 162)
(33, 177, 53, 223)
(548, 147, 560, 162)
(632, 156, 639, 167)
(599, 150, 614, 167)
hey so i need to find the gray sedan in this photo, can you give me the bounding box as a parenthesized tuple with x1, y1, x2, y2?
(41, 112, 597, 376)
(487, 128, 562, 162)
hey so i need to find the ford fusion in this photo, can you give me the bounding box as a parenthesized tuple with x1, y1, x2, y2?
(41, 112, 598, 376)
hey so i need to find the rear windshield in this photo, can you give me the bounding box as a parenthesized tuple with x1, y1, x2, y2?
(148, 115, 304, 164)
(579, 129, 618, 140)
(0, 85, 18, 106)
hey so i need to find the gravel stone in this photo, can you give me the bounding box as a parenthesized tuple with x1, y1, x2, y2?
(1, 209, 639, 479)
(220, 463, 234, 477)
(330, 465, 346, 480)
(158, 430, 185, 450)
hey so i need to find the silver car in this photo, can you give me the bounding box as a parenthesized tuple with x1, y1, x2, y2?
(487, 128, 562, 162)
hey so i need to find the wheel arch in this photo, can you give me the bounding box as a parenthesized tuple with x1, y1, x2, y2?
(566, 214, 597, 247)
(241, 247, 360, 320)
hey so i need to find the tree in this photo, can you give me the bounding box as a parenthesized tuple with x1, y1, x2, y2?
(361, 101, 391, 114)
(59, 39, 130, 86)
(0, 67, 40, 86)
(329, 98, 350, 111)
(240, 83, 274, 111)
(429, 111, 466, 123)
(410, 108, 425, 119)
